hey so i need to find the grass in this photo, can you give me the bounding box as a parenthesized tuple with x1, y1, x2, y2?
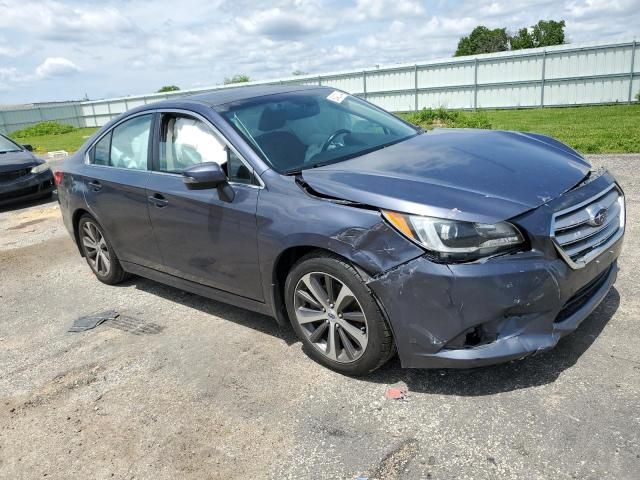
(400, 104, 640, 154)
(11, 127, 98, 154)
(9, 104, 640, 155)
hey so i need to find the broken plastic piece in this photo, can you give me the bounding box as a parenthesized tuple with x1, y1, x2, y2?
(68, 310, 119, 332)
(384, 381, 409, 400)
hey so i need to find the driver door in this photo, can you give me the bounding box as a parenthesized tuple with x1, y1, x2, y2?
(146, 111, 264, 301)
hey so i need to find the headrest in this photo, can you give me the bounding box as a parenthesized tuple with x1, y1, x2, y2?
(258, 107, 287, 131)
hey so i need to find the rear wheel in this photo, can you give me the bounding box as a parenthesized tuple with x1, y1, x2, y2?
(78, 214, 129, 285)
(285, 252, 394, 375)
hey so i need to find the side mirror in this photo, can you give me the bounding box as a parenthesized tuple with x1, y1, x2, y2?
(182, 162, 235, 202)
(182, 162, 227, 189)
(22, 144, 33, 152)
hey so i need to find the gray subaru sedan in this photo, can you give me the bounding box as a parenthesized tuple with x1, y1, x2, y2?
(56, 85, 625, 375)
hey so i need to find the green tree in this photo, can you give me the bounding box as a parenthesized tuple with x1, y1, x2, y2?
(157, 85, 180, 93)
(510, 20, 565, 50)
(454, 26, 509, 56)
(510, 27, 535, 50)
(224, 74, 251, 85)
(531, 20, 565, 47)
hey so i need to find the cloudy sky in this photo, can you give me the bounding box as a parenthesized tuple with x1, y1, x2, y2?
(0, 0, 638, 104)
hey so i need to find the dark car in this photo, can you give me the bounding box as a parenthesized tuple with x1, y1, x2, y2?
(56, 85, 625, 375)
(0, 133, 54, 206)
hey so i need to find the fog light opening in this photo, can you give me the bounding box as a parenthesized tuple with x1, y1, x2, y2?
(444, 325, 495, 350)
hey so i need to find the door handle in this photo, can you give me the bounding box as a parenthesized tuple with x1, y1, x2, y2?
(88, 180, 102, 192)
(148, 193, 169, 208)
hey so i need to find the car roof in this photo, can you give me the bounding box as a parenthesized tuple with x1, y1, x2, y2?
(174, 84, 327, 108)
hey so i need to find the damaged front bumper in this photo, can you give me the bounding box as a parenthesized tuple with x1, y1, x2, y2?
(368, 244, 620, 368)
(367, 173, 624, 369)
(0, 169, 54, 206)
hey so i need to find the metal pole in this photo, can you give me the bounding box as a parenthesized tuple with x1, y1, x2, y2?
(473, 58, 478, 111)
(91, 103, 97, 127)
(414, 65, 419, 111)
(628, 40, 637, 103)
(540, 50, 547, 108)
(0, 110, 7, 135)
(363, 70, 367, 100)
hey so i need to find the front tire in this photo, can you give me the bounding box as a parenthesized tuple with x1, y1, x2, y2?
(78, 214, 129, 285)
(284, 252, 395, 375)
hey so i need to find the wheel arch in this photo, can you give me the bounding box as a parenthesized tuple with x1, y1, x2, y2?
(270, 244, 383, 327)
(71, 208, 93, 257)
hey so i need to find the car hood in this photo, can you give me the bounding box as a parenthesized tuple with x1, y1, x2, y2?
(300, 129, 591, 224)
(0, 150, 40, 173)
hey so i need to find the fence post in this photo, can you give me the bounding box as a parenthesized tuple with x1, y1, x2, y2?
(628, 40, 637, 103)
(540, 50, 547, 108)
(473, 58, 478, 111)
(0, 110, 7, 134)
(91, 103, 97, 127)
(414, 65, 419, 111)
(363, 70, 367, 100)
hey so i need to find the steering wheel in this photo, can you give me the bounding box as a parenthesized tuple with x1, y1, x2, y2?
(321, 129, 351, 152)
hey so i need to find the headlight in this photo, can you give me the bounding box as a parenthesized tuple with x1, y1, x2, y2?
(382, 210, 525, 262)
(31, 163, 51, 174)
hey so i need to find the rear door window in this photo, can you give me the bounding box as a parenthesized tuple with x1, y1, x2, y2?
(92, 133, 111, 166)
(89, 114, 152, 170)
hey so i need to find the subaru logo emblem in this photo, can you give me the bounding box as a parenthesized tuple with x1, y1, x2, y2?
(589, 208, 608, 227)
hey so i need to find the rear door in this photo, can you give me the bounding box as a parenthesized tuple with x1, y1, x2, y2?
(83, 113, 163, 270)
(145, 111, 264, 300)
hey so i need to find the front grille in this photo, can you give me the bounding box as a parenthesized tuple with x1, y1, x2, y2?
(0, 168, 31, 182)
(0, 185, 38, 201)
(551, 185, 625, 269)
(554, 265, 612, 323)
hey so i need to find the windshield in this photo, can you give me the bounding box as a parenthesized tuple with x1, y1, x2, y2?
(0, 134, 22, 154)
(218, 89, 418, 173)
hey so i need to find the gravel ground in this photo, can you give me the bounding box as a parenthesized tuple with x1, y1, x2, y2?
(0, 155, 639, 479)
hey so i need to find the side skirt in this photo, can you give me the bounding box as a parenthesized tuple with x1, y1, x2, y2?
(121, 261, 274, 318)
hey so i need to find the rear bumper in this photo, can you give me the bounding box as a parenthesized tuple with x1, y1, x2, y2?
(0, 170, 54, 206)
(367, 237, 622, 369)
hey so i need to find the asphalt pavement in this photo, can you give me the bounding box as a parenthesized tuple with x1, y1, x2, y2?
(0, 154, 638, 479)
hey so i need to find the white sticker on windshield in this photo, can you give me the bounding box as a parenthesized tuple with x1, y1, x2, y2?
(327, 91, 348, 103)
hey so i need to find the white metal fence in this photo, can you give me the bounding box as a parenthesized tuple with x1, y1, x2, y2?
(0, 38, 638, 135)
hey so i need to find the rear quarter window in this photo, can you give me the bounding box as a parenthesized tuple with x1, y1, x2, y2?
(92, 133, 111, 165)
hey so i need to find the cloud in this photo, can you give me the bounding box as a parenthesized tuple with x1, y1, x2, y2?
(354, 0, 426, 20)
(0, 67, 21, 82)
(566, 0, 637, 19)
(35, 58, 81, 79)
(0, 40, 29, 58)
(239, 7, 330, 39)
(0, 0, 639, 103)
(0, 1, 140, 44)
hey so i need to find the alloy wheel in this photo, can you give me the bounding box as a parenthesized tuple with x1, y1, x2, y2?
(293, 272, 368, 363)
(81, 221, 111, 276)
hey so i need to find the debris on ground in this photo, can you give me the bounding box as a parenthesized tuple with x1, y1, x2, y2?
(68, 310, 119, 332)
(384, 381, 409, 400)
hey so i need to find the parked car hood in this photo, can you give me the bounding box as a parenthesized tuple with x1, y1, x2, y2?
(300, 129, 591, 224)
(0, 150, 40, 173)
